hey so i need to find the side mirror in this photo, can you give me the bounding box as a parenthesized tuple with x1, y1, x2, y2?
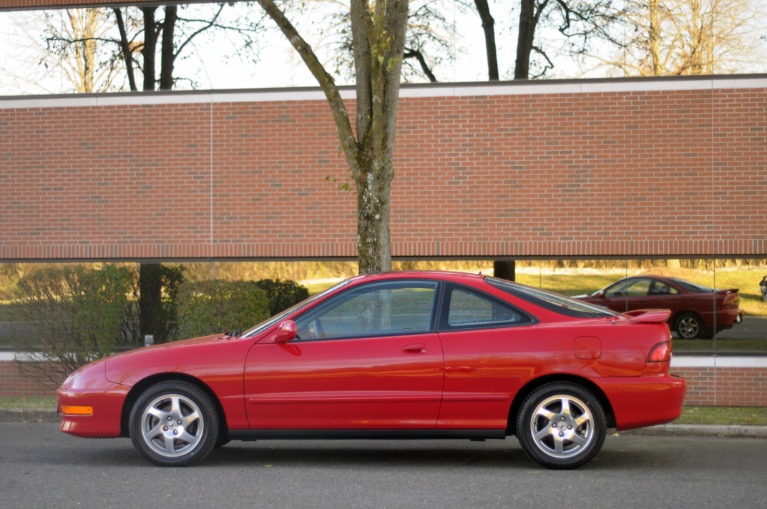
(274, 320, 297, 343)
(595, 290, 605, 298)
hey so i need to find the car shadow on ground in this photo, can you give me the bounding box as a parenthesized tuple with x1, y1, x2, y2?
(201, 438, 679, 471)
(42, 433, 684, 471)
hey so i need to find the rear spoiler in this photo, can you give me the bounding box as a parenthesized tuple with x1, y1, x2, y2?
(623, 309, 672, 324)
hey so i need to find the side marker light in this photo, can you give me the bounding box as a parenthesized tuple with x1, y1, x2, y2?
(60, 405, 93, 416)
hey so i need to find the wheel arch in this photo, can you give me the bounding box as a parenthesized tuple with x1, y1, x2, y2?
(507, 374, 616, 434)
(120, 373, 228, 440)
(674, 309, 703, 325)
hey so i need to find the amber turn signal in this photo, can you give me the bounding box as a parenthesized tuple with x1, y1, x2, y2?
(60, 405, 93, 416)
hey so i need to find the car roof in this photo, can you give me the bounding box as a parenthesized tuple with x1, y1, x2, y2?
(352, 270, 489, 284)
(623, 274, 673, 282)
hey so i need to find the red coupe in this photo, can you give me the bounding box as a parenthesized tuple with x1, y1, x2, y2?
(575, 275, 744, 339)
(58, 271, 685, 469)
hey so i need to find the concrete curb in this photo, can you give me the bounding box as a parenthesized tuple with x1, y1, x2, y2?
(0, 408, 58, 423)
(624, 423, 767, 439)
(2, 409, 767, 439)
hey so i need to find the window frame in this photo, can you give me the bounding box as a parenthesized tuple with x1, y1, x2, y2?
(437, 283, 534, 332)
(292, 279, 443, 342)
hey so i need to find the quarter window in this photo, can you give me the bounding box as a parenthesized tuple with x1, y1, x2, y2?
(444, 285, 531, 329)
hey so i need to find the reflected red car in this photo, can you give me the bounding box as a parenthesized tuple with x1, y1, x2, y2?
(575, 275, 744, 339)
(58, 271, 685, 469)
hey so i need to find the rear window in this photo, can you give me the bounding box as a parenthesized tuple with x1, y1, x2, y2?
(486, 277, 621, 318)
(669, 278, 713, 293)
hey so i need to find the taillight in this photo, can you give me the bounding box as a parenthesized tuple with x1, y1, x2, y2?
(644, 341, 672, 374)
(647, 341, 671, 363)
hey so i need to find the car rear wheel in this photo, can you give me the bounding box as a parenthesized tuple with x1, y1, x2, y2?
(129, 381, 218, 467)
(516, 382, 606, 469)
(675, 312, 706, 339)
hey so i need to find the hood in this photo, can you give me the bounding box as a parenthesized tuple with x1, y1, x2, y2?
(106, 333, 226, 361)
(104, 333, 240, 385)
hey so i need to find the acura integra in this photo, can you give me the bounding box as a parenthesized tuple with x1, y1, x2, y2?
(58, 271, 685, 469)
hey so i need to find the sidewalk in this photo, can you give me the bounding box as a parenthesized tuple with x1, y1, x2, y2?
(4, 408, 766, 439)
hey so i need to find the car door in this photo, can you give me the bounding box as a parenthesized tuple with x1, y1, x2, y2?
(243, 280, 444, 430)
(646, 279, 682, 313)
(436, 284, 536, 430)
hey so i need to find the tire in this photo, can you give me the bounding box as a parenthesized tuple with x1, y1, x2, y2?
(516, 382, 606, 469)
(129, 381, 219, 467)
(675, 312, 705, 340)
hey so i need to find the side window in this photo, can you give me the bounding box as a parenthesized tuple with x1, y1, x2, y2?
(624, 279, 651, 297)
(650, 280, 678, 295)
(295, 281, 438, 340)
(444, 286, 531, 329)
(606, 280, 630, 298)
(606, 279, 650, 297)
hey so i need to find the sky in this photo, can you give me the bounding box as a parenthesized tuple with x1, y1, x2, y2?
(0, 1, 766, 96)
(0, 2, 503, 94)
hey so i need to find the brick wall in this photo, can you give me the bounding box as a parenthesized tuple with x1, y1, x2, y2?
(672, 357, 767, 407)
(0, 357, 60, 397)
(2, 76, 766, 262)
(675, 367, 767, 406)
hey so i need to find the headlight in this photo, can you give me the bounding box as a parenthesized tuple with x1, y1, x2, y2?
(59, 369, 81, 390)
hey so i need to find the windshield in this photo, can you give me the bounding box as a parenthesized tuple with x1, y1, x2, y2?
(486, 277, 621, 318)
(241, 279, 351, 338)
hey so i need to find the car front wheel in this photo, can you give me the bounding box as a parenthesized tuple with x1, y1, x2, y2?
(516, 382, 606, 469)
(129, 381, 219, 467)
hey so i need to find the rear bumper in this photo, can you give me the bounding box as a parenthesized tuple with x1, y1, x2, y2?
(713, 309, 744, 331)
(598, 374, 686, 431)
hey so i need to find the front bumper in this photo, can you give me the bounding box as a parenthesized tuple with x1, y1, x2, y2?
(57, 363, 130, 438)
(57, 386, 128, 437)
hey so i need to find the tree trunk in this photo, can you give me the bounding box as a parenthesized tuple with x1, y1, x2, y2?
(257, 0, 408, 275)
(649, 0, 662, 75)
(474, 0, 499, 80)
(159, 6, 177, 90)
(139, 263, 163, 343)
(493, 260, 516, 281)
(355, 150, 393, 274)
(515, 0, 541, 80)
(141, 6, 157, 91)
(113, 8, 137, 91)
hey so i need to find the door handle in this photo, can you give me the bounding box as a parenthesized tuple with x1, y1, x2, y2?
(402, 344, 427, 354)
(444, 366, 473, 373)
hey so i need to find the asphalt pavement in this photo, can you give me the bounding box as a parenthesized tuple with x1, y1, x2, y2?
(704, 316, 767, 340)
(1, 422, 766, 509)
